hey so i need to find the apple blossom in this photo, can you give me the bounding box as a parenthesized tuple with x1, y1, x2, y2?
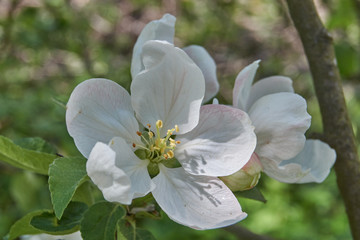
(66, 41, 256, 229)
(227, 60, 336, 185)
(131, 13, 219, 103)
(21, 232, 82, 240)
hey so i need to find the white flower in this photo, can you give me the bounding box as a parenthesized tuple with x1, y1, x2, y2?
(231, 60, 336, 184)
(21, 232, 82, 240)
(131, 14, 219, 103)
(66, 41, 256, 229)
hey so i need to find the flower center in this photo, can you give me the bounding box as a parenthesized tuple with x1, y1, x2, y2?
(133, 120, 181, 163)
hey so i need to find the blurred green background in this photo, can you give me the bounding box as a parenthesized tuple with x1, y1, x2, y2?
(0, 0, 358, 239)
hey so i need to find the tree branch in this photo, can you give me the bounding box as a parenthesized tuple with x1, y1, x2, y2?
(285, 0, 360, 239)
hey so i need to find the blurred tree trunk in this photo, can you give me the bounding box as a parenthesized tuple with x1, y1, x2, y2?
(285, 0, 360, 239)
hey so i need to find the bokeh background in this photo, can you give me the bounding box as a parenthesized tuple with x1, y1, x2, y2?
(0, 0, 358, 239)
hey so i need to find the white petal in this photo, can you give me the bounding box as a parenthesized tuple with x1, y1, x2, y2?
(109, 137, 155, 198)
(87, 142, 133, 205)
(264, 139, 336, 183)
(131, 14, 176, 78)
(232, 60, 260, 111)
(183, 45, 219, 103)
(21, 232, 82, 240)
(131, 41, 205, 136)
(152, 165, 247, 229)
(249, 92, 311, 162)
(175, 104, 256, 176)
(66, 78, 140, 158)
(247, 76, 294, 110)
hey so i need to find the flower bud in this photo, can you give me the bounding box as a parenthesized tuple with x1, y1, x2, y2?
(220, 153, 263, 191)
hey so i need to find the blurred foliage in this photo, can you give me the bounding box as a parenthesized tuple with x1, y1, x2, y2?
(0, 0, 358, 239)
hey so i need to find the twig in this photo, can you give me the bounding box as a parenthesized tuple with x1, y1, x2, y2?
(285, 0, 360, 239)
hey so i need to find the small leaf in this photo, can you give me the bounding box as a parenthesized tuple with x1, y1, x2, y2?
(117, 220, 157, 240)
(0, 135, 57, 175)
(14, 137, 57, 154)
(30, 202, 88, 233)
(234, 187, 267, 203)
(49, 156, 88, 219)
(5, 210, 51, 240)
(81, 202, 126, 240)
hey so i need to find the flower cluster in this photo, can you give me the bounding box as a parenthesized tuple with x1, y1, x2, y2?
(65, 14, 336, 230)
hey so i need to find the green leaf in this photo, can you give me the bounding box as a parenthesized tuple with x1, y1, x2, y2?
(48, 156, 88, 219)
(72, 181, 95, 207)
(5, 210, 51, 240)
(14, 137, 57, 154)
(81, 202, 126, 240)
(30, 202, 88, 233)
(117, 220, 156, 240)
(0, 135, 57, 175)
(234, 187, 267, 203)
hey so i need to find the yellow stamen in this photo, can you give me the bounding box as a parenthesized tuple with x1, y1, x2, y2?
(163, 154, 168, 159)
(156, 120, 163, 129)
(148, 131, 154, 138)
(147, 124, 151, 128)
(167, 150, 174, 158)
(175, 125, 179, 132)
(176, 140, 181, 144)
(136, 131, 142, 136)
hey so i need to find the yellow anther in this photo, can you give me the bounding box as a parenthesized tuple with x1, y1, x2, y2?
(147, 124, 151, 128)
(176, 140, 181, 144)
(136, 131, 142, 136)
(169, 138, 175, 144)
(156, 120, 163, 129)
(175, 125, 179, 132)
(167, 129, 174, 135)
(148, 131, 154, 138)
(163, 154, 168, 160)
(167, 150, 174, 158)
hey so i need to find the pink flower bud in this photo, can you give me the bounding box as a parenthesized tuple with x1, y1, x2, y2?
(221, 153, 263, 191)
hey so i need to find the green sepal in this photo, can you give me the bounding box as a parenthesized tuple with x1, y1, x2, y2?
(234, 187, 267, 203)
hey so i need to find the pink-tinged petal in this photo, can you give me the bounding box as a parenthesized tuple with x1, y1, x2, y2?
(249, 92, 311, 162)
(66, 79, 141, 158)
(87, 142, 133, 205)
(131, 41, 205, 136)
(175, 104, 256, 176)
(109, 137, 155, 198)
(247, 76, 294, 110)
(232, 60, 260, 110)
(131, 14, 176, 78)
(152, 165, 247, 230)
(263, 139, 336, 183)
(183, 45, 219, 103)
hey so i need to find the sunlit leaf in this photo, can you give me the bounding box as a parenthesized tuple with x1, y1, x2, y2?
(0, 135, 57, 175)
(5, 210, 49, 240)
(14, 137, 57, 154)
(48, 156, 88, 219)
